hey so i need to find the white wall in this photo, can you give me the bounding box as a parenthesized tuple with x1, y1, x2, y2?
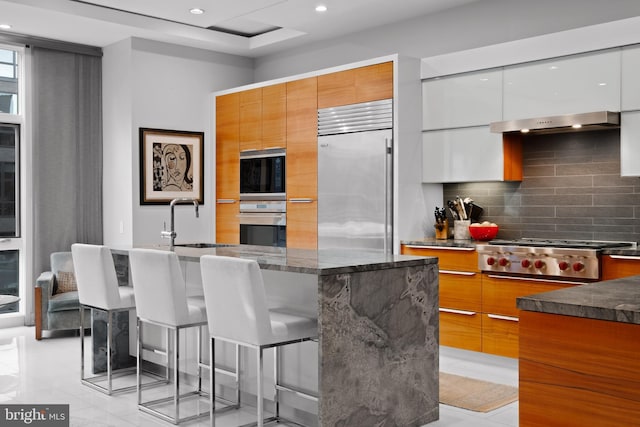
(102, 38, 254, 246)
(103, 39, 134, 247)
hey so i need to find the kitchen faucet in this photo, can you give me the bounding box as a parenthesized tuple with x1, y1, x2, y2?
(161, 197, 199, 250)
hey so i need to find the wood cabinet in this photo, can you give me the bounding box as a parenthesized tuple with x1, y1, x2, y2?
(262, 83, 287, 150)
(422, 127, 522, 183)
(422, 68, 502, 130)
(401, 245, 481, 352)
(239, 88, 262, 152)
(601, 254, 640, 280)
(481, 274, 575, 358)
(238, 84, 287, 152)
(215, 92, 240, 244)
(503, 49, 621, 120)
(520, 310, 640, 426)
(286, 77, 318, 249)
(317, 62, 393, 109)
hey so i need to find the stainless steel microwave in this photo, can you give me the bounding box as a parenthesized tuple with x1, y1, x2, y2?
(240, 149, 286, 200)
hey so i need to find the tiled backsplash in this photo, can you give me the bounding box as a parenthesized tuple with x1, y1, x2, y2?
(443, 129, 640, 243)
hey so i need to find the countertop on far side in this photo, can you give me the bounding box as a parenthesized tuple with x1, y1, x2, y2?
(517, 275, 640, 325)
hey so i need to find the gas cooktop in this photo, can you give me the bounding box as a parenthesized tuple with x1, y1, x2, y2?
(487, 238, 636, 250)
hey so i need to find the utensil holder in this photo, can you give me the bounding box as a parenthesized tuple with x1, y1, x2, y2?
(434, 219, 448, 240)
(453, 220, 471, 240)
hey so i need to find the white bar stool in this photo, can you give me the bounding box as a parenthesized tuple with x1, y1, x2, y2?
(129, 248, 211, 425)
(71, 243, 140, 395)
(200, 255, 318, 427)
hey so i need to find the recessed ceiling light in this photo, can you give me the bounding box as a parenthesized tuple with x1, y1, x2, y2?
(190, 8, 205, 15)
(572, 124, 582, 129)
(521, 129, 530, 134)
(0, 24, 12, 30)
(315, 5, 328, 12)
(598, 82, 607, 86)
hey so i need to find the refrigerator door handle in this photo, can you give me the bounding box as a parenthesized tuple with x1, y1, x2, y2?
(384, 137, 393, 254)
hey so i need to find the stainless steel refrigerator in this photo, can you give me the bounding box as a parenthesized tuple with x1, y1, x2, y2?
(317, 99, 393, 253)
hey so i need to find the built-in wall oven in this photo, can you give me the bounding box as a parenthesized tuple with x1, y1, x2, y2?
(239, 200, 286, 247)
(240, 149, 285, 201)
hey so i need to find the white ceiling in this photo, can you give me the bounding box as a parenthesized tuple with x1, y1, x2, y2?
(0, 0, 481, 57)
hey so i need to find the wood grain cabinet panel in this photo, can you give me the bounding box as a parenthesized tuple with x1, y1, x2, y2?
(286, 77, 318, 249)
(520, 311, 640, 427)
(262, 83, 286, 150)
(318, 62, 393, 109)
(439, 310, 482, 352)
(215, 92, 240, 243)
(401, 245, 478, 271)
(601, 254, 640, 280)
(482, 313, 519, 358)
(239, 88, 262, 152)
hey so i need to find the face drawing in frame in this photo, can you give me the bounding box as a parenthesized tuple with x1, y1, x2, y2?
(152, 142, 194, 192)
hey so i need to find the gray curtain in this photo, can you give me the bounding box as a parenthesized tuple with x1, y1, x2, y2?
(31, 46, 103, 278)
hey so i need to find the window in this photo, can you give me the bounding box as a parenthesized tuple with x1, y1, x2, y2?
(0, 48, 18, 114)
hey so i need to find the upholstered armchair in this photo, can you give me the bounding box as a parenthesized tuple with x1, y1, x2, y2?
(35, 252, 90, 340)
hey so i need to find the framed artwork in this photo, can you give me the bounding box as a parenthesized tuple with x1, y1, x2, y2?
(139, 128, 204, 205)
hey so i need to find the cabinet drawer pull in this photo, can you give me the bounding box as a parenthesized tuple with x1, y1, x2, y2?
(289, 198, 314, 203)
(263, 146, 285, 150)
(440, 270, 476, 276)
(486, 274, 587, 286)
(439, 308, 476, 316)
(217, 199, 237, 204)
(487, 314, 519, 322)
(609, 255, 640, 260)
(405, 245, 475, 251)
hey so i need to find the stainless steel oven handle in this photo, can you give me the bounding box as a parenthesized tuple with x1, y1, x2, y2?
(486, 274, 588, 286)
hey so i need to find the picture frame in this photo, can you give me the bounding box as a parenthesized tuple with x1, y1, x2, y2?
(139, 128, 204, 205)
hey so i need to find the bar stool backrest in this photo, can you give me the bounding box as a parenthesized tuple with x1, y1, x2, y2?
(129, 248, 190, 327)
(71, 244, 122, 310)
(200, 255, 272, 345)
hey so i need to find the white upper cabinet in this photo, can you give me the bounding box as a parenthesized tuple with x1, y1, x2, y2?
(503, 50, 621, 120)
(422, 69, 502, 130)
(622, 45, 640, 111)
(621, 111, 640, 177)
(422, 126, 506, 183)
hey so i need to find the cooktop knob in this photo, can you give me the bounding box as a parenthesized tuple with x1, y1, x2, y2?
(498, 258, 510, 267)
(486, 256, 496, 266)
(534, 260, 546, 269)
(558, 261, 570, 271)
(573, 261, 585, 272)
(521, 259, 531, 268)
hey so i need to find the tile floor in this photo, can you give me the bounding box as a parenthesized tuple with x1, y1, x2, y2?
(0, 326, 518, 426)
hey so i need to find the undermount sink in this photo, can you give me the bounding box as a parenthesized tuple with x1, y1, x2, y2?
(173, 243, 233, 249)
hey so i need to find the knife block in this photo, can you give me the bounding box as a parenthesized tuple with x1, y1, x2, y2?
(434, 219, 449, 240)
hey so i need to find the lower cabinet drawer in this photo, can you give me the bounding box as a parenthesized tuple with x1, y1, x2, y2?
(482, 313, 519, 358)
(439, 308, 482, 352)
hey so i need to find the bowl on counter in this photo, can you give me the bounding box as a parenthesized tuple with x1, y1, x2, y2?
(468, 223, 499, 241)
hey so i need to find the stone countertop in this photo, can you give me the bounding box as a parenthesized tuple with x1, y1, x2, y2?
(401, 238, 479, 248)
(111, 244, 437, 276)
(517, 275, 640, 325)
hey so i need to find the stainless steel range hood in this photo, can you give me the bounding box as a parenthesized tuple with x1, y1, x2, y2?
(490, 111, 620, 134)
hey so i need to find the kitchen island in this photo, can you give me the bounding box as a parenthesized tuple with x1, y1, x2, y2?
(517, 275, 640, 427)
(112, 244, 440, 427)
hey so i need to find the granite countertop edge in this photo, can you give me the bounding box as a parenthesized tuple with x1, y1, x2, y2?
(111, 244, 437, 275)
(517, 275, 640, 325)
(401, 238, 479, 248)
